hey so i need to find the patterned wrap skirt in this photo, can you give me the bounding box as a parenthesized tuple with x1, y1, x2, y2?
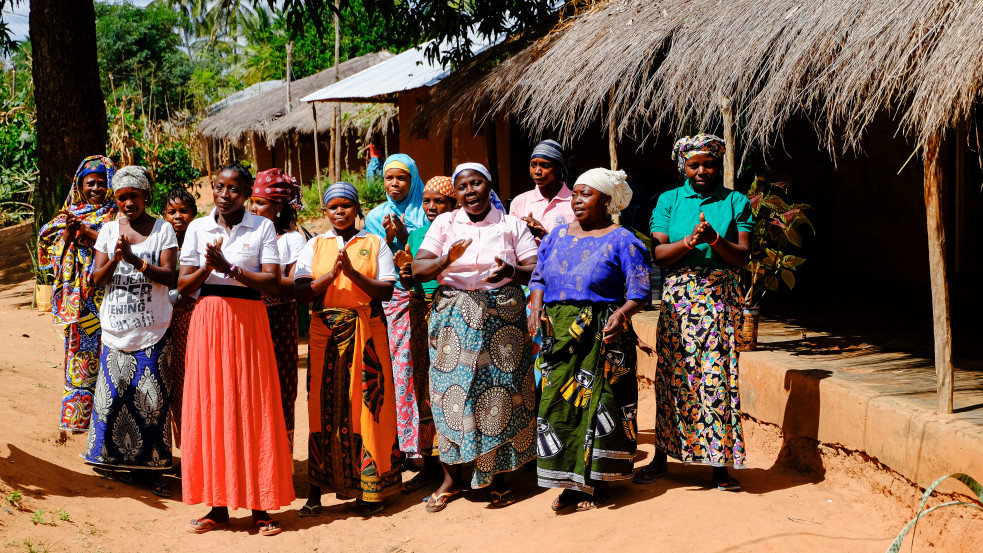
(654, 267, 746, 468)
(307, 304, 401, 502)
(537, 303, 638, 494)
(429, 283, 538, 489)
(263, 294, 299, 453)
(167, 297, 195, 448)
(61, 296, 103, 431)
(181, 295, 295, 511)
(84, 334, 173, 470)
(408, 291, 437, 456)
(383, 288, 422, 454)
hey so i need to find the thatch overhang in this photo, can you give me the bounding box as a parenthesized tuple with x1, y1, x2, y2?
(417, 0, 983, 151)
(197, 51, 394, 146)
(264, 101, 397, 146)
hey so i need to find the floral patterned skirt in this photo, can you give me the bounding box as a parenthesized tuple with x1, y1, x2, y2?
(84, 334, 172, 470)
(383, 288, 421, 454)
(654, 267, 746, 468)
(61, 298, 102, 432)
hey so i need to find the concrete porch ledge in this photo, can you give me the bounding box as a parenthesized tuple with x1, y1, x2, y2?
(632, 311, 983, 495)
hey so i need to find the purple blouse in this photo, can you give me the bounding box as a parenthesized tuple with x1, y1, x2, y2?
(530, 225, 651, 304)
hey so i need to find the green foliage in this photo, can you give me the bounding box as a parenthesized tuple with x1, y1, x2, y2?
(743, 177, 814, 306)
(54, 508, 70, 522)
(5, 489, 23, 507)
(886, 473, 983, 552)
(95, 1, 195, 120)
(0, 44, 36, 227)
(29, 509, 48, 525)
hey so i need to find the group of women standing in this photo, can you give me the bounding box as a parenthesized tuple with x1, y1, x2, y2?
(38, 132, 752, 535)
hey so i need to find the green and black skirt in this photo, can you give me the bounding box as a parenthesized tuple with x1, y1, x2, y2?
(536, 302, 638, 494)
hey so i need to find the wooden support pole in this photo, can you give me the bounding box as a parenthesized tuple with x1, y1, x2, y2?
(333, 0, 341, 182)
(923, 131, 954, 415)
(312, 103, 323, 206)
(285, 42, 293, 113)
(608, 87, 618, 171)
(720, 95, 735, 190)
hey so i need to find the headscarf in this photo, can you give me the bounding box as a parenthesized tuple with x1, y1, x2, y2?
(575, 168, 633, 216)
(364, 153, 427, 241)
(322, 181, 362, 216)
(451, 162, 505, 211)
(37, 155, 118, 324)
(253, 168, 303, 210)
(530, 139, 567, 180)
(672, 134, 726, 173)
(424, 176, 455, 198)
(112, 165, 152, 194)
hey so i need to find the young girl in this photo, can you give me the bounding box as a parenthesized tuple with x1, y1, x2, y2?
(86, 166, 179, 497)
(163, 187, 197, 446)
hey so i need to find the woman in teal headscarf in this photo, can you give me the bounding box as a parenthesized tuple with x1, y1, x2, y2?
(364, 154, 431, 464)
(364, 154, 428, 253)
(37, 155, 118, 432)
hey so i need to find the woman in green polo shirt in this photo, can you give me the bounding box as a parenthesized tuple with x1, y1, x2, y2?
(634, 134, 752, 491)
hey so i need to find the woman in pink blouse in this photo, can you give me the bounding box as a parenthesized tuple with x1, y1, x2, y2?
(411, 163, 539, 512)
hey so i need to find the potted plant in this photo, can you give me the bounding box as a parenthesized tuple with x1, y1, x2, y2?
(740, 176, 814, 350)
(26, 239, 55, 312)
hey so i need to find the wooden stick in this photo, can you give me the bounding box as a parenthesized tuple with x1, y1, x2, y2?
(313, 103, 323, 206)
(923, 131, 954, 415)
(720, 95, 735, 190)
(608, 86, 618, 171)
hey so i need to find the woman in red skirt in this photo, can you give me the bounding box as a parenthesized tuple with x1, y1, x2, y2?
(177, 163, 295, 536)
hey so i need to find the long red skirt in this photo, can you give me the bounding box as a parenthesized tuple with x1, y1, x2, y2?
(181, 295, 296, 511)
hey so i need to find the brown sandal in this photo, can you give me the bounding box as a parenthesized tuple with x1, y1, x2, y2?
(425, 490, 461, 513)
(186, 518, 226, 534)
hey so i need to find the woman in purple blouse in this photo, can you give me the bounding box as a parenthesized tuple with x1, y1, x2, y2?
(528, 168, 651, 513)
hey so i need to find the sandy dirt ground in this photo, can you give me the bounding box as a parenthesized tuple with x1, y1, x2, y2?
(0, 220, 981, 553)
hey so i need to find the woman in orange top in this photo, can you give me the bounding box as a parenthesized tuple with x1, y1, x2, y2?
(294, 182, 401, 517)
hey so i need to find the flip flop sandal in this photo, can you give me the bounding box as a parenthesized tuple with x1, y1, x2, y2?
(632, 464, 667, 485)
(551, 490, 578, 512)
(151, 480, 171, 498)
(255, 519, 282, 536)
(489, 490, 517, 508)
(401, 473, 437, 493)
(297, 504, 322, 518)
(186, 518, 226, 534)
(714, 478, 741, 491)
(425, 490, 461, 513)
(575, 490, 608, 512)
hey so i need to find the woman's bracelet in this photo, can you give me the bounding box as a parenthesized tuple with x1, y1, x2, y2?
(228, 264, 239, 278)
(709, 233, 720, 246)
(436, 255, 447, 270)
(683, 237, 694, 250)
(136, 259, 149, 273)
(508, 263, 517, 279)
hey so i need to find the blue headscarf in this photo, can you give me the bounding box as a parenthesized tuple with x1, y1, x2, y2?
(530, 139, 567, 181)
(323, 181, 363, 216)
(364, 153, 427, 245)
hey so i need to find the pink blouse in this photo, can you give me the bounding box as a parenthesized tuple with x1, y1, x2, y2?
(418, 207, 538, 291)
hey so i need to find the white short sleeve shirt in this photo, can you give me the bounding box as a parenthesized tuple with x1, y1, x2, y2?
(179, 208, 280, 286)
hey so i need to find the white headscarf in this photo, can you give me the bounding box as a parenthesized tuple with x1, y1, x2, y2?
(452, 162, 492, 183)
(575, 168, 632, 215)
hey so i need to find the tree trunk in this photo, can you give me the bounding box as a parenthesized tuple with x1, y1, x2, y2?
(31, 0, 107, 225)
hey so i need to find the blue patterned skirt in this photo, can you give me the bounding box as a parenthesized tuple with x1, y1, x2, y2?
(428, 283, 537, 488)
(83, 334, 173, 470)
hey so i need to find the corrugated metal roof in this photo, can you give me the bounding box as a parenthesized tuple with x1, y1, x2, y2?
(301, 36, 500, 103)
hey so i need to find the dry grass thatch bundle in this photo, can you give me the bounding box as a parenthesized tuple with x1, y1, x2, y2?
(419, 0, 983, 151)
(198, 51, 395, 146)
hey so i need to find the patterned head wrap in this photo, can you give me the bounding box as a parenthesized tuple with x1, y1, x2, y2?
(253, 168, 303, 210)
(575, 168, 633, 216)
(530, 139, 567, 180)
(36, 155, 119, 324)
(323, 181, 360, 206)
(424, 176, 455, 198)
(672, 134, 726, 173)
(365, 153, 427, 241)
(112, 165, 152, 194)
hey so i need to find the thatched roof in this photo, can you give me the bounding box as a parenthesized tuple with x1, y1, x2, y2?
(198, 51, 394, 145)
(418, 0, 983, 151)
(264, 101, 397, 146)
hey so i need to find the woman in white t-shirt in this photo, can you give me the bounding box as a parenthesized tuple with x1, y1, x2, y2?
(85, 166, 179, 498)
(176, 163, 294, 537)
(248, 168, 307, 453)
